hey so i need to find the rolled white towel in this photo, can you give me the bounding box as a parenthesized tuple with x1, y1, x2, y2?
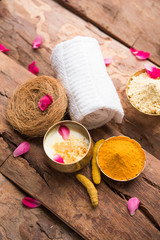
(50, 36, 124, 130)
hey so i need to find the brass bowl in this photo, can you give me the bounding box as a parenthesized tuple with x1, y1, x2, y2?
(126, 69, 160, 116)
(96, 136, 146, 182)
(43, 120, 93, 173)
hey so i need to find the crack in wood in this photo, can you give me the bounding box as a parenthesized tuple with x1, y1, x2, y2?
(0, 70, 14, 85)
(54, 0, 130, 47)
(142, 176, 160, 191)
(103, 180, 160, 231)
(37, 213, 86, 240)
(1, 130, 159, 233)
(36, 222, 52, 240)
(0, 133, 17, 148)
(131, 34, 141, 47)
(15, 31, 33, 47)
(89, 125, 160, 230)
(103, 179, 126, 200)
(0, 153, 12, 168)
(0, 133, 51, 190)
(0, 90, 8, 98)
(112, 10, 120, 23)
(19, 154, 52, 190)
(54, 0, 159, 67)
(119, 117, 155, 152)
(139, 205, 160, 231)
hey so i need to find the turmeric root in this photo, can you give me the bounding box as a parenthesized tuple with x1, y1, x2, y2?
(92, 139, 105, 184)
(76, 174, 98, 207)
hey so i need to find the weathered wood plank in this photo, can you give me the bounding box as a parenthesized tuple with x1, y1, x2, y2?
(1, 139, 159, 240)
(0, 53, 159, 239)
(56, 0, 160, 66)
(0, 172, 83, 240)
(1, 0, 160, 160)
(90, 126, 160, 188)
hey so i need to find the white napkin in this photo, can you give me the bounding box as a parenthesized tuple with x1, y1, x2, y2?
(51, 36, 124, 129)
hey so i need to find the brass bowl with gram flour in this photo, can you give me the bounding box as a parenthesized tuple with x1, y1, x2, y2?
(126, 69, 160, 116)
(43, 120, 93, 173)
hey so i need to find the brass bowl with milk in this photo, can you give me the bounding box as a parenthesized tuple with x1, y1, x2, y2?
(43, 120, 93, 173)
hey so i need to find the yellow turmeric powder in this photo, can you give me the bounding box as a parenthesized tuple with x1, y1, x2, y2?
(97, 136, 145, 181)
(92, 139, 105, 184)
(76, 174, 98, 207)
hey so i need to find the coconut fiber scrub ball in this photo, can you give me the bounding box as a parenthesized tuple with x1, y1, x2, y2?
(7, 75, 68, 137)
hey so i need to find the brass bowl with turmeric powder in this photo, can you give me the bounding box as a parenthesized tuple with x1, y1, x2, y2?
(97, 136, 146, 182)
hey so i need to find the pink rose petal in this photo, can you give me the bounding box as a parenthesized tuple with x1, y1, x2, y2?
(127, 197, 140, 216)
(28, 61, 39, 74)
(53, 154, 64, 163)
(38, 94, 53, 111)
(130, 48, 138, 55)
(33, 35, 43, 49)
(145, 64, 160, 79)
(58, 124, 70, 140)
(130, 47, 150, 60)
(13, 141, 30, 157)
(22, 197, 41, 208)
(135, 51, 150, 60)
(104, 57, 112, 66)
(0, 44, 9, 52)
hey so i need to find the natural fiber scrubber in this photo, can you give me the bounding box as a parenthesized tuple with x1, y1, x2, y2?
(7, 75, 68, 137)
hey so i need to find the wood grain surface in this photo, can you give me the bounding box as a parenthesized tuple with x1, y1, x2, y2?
(0, 0, 160, 239)
(56, 0, 160, 66)
(0, 53, 159, 239)
(0, 0, 160, 160)
(0, 53, 83, 240)
(0, 172, 82, 240)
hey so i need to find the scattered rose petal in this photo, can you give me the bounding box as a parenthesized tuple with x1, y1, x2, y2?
(145, 64, 160, 79)
(127, 197, 140, 216)
(13, 141, 30, 157)
(38, 94, 53, 111)
(130, 48, 138, 55)
(104, 57, 112, 66)
(135, 51, 150, 60)
(0, 44, 9, 52)
(28, 61, 39, 74)
(130, 47, 150, 60)
(22, 197, 41, 208)
(33, 35, 43, 49)
(58, 125, 70, 140)
(53, 154, 64, 163)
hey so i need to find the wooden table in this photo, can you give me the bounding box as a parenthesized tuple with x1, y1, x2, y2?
(0, 0, 160, 239)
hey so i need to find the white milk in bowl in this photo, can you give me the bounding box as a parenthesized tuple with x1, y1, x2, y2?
(44, 122, 90, 164)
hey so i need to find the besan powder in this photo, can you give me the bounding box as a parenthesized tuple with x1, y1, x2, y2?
(127, 72, 160, 114)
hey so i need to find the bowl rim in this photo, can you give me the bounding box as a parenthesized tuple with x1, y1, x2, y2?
(96, 136, 146, 182)
(43, 120, 92, 165)
(126, 68, 160, 116)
